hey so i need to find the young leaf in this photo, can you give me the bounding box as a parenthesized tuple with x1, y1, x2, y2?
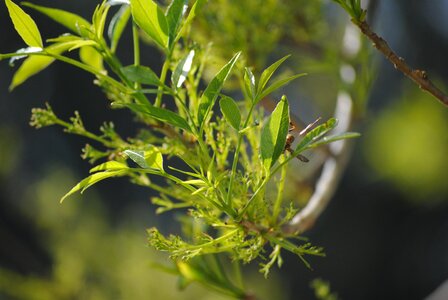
(307, 132, 361, 148)
(60, 170, 127, 202)
(9, 42, 72, 90)
(294, 118, 338, 153)
(121, 65, 161, 86)
(79, 46, 104, 71)
(89, 161, 129, 173)
(258, 73, 307, 100)
(108, 4, 131, 52)
(175, 0, 205, 41)
(5, 0, 43, 48)
(124, 147, 163, 171)
(92, 2, 110, 40)
(219, 96, 241, 130)
(244, 67, 256, 101)
(124, 103, 192, 132)
(172, 49, 195, 88)
(257, 55, 290, 99)
(130, 0, 169, 49)
(261, 96, 290, 169)
(197, 52, 241, 128)
(21, 2, 91, 37)
(166, 0, 188, 46)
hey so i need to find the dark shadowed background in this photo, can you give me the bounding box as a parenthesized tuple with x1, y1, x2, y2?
(1, 0, 448, 299)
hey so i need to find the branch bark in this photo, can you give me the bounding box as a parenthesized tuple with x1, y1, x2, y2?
(355, 20, 448, 107)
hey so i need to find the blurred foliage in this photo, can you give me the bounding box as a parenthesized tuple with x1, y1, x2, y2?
(310, 278, 338, 300)
(0, 126, 21, 176)
(364, 83, 448, 204)
(1, 166, 271, 300)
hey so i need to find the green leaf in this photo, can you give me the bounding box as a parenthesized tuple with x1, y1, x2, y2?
(21, 2, 91, 37)
(197, 52, 241, 128)
(166, 0, 187, 47)
(9, 42, 72, 90)
(294, 118, 338, 153)
(257, 55, 290, 99)
(92, 2, 110, 39)
(172, 49, 194, 88)
(130, 0, 169, 49)
(124, 146, 164, 171)
(175, 0, 205, 41)
(5, 0, 43, 47)
(261, 96, 290, 169)
(60, 170, 127, 202)
(108, 4, 131, 52)
(307, 132, 361, 148)
(258, 73, 306, 100)
(89, 161, 129, 173)
(79, 46, 104, 70)
(243, 67, 256, 101)
(219, 96, 241, 130)
(124, 103, 192, 132)
(121, 65, 161, 86)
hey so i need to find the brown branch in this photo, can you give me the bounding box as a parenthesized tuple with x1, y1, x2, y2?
(354, 20, 448, 107)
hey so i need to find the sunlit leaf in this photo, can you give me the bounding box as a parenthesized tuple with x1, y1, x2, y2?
(244, 67, 256, 101)
(172, 49, 194, 88)
(258, 73, 306, 100)
(197, 52, 241, 128)
(89, 161, 129, 173)
(219, 96, 241, 130)
(294, 118, 338, 153)
(21, 2, 91, 37)
(130, 0, 169, 49)
(175, 0, 205, 41)
(60, 170, 127, 202)
(261, 96, 290, 169)
(121, 65, 161, 86)
(166, 0, 187, 46)
(5, 0, 43, 47)
(256, 55, 290, 100)
(308, 132, 360, 148)
(79, 46, 104, 70)
(124, 146, 163, 171)
(10, 42, 72, 90)
(108, 4, 131, 52)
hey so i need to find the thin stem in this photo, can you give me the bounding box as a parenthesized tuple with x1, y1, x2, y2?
(272, 158, 287, 224)
(155, 57, 170, 107)
(132, 22, 141, 90)
(354, 19, 448, 107)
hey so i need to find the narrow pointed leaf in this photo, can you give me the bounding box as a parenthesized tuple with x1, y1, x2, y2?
(89, 161, 129, 173)
(258, 73, 306, 100)
(172, 49, 194, 88)
(307, 132, 360, 148)
(5, 0, 42, 47)
(166, 0, 187, 46)
(121, 65, 161, 86)
(124, 103, 192, 132)
(257, 55, 290, 97)
(261, 96, 290, 169)
(21, 2, 91, 37)
(10, 42, 72, 90)
(198, 52, 241, 127)
(60, 170, 127, 202)
(108, 4, 131, 52)
(219, 96, 241, 130)
(294, 118, 338, 153)
(244, 67, 256, 101)
(175, 0, 205, 41)
(79, 46, 104, 70)
(124, 147, 163, 170)
(130, 0, 169, 49)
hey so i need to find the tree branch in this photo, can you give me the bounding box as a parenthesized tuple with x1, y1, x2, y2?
(354, 19, 448, 107)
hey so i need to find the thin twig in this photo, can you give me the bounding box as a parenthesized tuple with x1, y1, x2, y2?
(354, 20, 448, 107)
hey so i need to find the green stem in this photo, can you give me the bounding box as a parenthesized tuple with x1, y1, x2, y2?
(272, 158, 287, 225)
(225, 103, 256, 210)
(132, 22, 141, 90)
(155, 56, 170, 107)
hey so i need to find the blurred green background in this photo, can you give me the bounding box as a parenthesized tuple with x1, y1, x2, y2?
(1, 0, 448, 299)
